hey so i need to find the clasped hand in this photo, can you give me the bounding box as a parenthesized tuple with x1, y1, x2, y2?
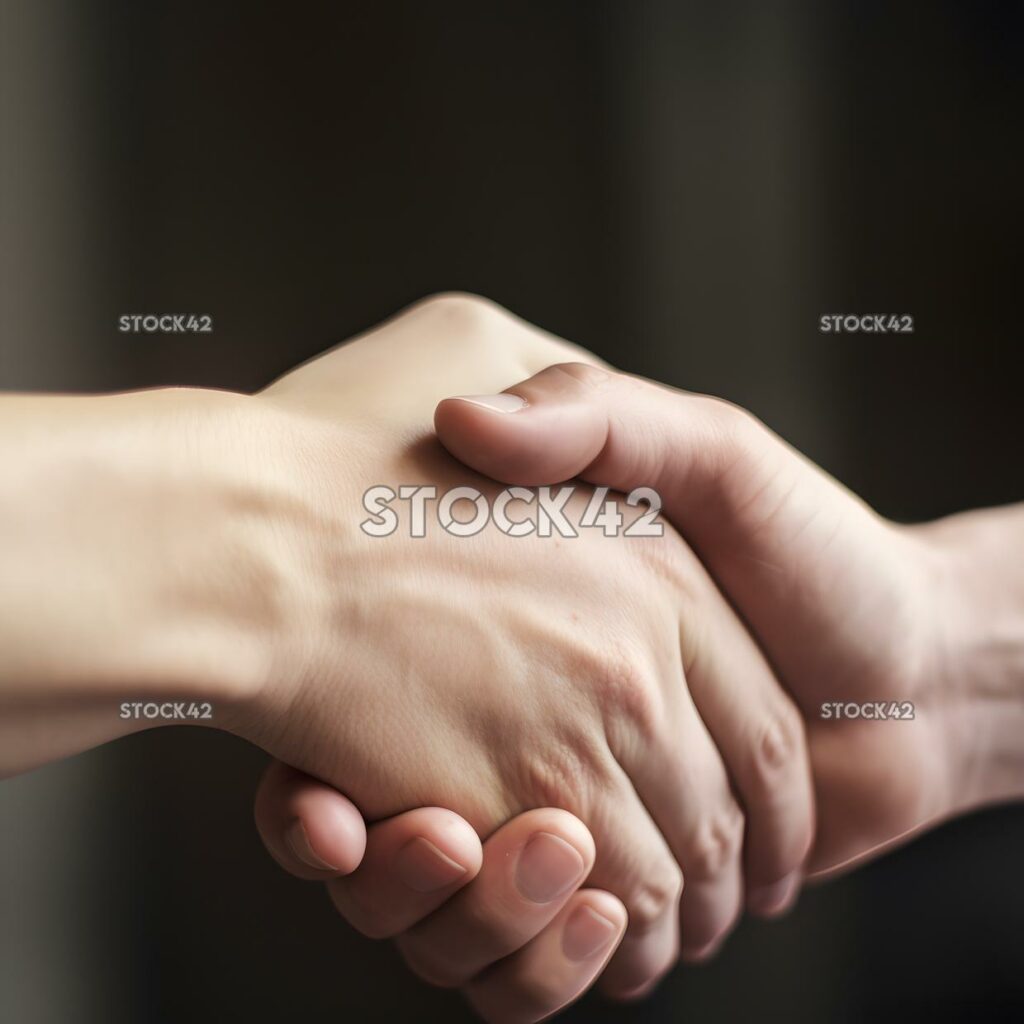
(244, 295, 971, 1020)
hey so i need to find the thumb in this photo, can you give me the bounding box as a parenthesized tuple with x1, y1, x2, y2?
(434, 361, 856, 533)
(435, 363, 894, 687)
(434, 364, 617, 488)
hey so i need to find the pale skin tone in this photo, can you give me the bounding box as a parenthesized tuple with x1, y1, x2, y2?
(255, 301, 1024, 1019)
(1, 295, 814, 1003)
(3, 295, 1022, 1022)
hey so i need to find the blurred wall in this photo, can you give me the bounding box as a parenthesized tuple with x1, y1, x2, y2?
(1, 1, 1022, 1021)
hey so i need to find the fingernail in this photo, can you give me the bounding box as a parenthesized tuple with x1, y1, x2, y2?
(451, 393, 526, 413)
(394, 837, 468, 893)
(747, 871, 800, 916)
(562, 905, 618, 962)
(284, 820, 339, 872)
(515, 832, 585, 904)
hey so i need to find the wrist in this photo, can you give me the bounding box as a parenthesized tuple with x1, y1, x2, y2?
(911, 508, 1024, 814)
(0, 387, 288, 766)
(217, 392, 381, 753)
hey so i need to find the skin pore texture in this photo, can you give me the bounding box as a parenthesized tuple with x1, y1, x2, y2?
(0, 295, 817, 1002)
(242, 297, 828, 988)
(254, 298, 1024, 1020)
(427, 360, 1024, 876)
(3, 294, 1023, 1023)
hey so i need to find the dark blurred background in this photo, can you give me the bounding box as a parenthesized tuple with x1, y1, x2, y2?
(2, 1, 1022, 1021)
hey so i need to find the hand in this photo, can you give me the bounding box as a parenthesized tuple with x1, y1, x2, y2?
(254, 306, 1024, 1021)
(255, 763, 627, 1023)
(0, 293, 815, 1005)
(430, 360, 1015, 875)
(238, 295, 813, 992)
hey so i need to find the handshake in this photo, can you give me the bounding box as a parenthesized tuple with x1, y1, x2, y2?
(2, 294, 1022, 1023)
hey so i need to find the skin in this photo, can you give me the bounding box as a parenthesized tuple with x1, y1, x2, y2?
(429, 362, 1024, 872)
(6, 294, 1021, 1021)
(251, 295, 816, 986)
(257, 315, 1024, 1022)
(0, 295, 818, 1009)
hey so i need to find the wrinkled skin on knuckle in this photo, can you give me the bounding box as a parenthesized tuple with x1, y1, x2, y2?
(517, 728, 616, 820)
(603, 659, 666, 749)
(562, 628, 667, 759)
(684, 807, 745, 883)
(746, 705, 814, 872)
(621, 865, 684, 937)
(747, 702, 809, 796)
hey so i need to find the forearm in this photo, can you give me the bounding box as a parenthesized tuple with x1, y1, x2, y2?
(0, 388, 276, 775)
(919, 504, 1024, 810)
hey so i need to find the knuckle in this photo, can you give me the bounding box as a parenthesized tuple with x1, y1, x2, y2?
(545, 361, 613, 391)
(544, 358, 614, 393)
(691, 395, 765, 478)
(623, 865, 683, 936)
(591, 648, 664, 741)
(521, 735, 612, 815)
(410, 292, 544, 378)
(747, 702, 808, 794)
(684, 806, 744, 882)
(408, 298, 610, 382)
(413, 290, 509, 329)
(694, 393, 757, 437)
